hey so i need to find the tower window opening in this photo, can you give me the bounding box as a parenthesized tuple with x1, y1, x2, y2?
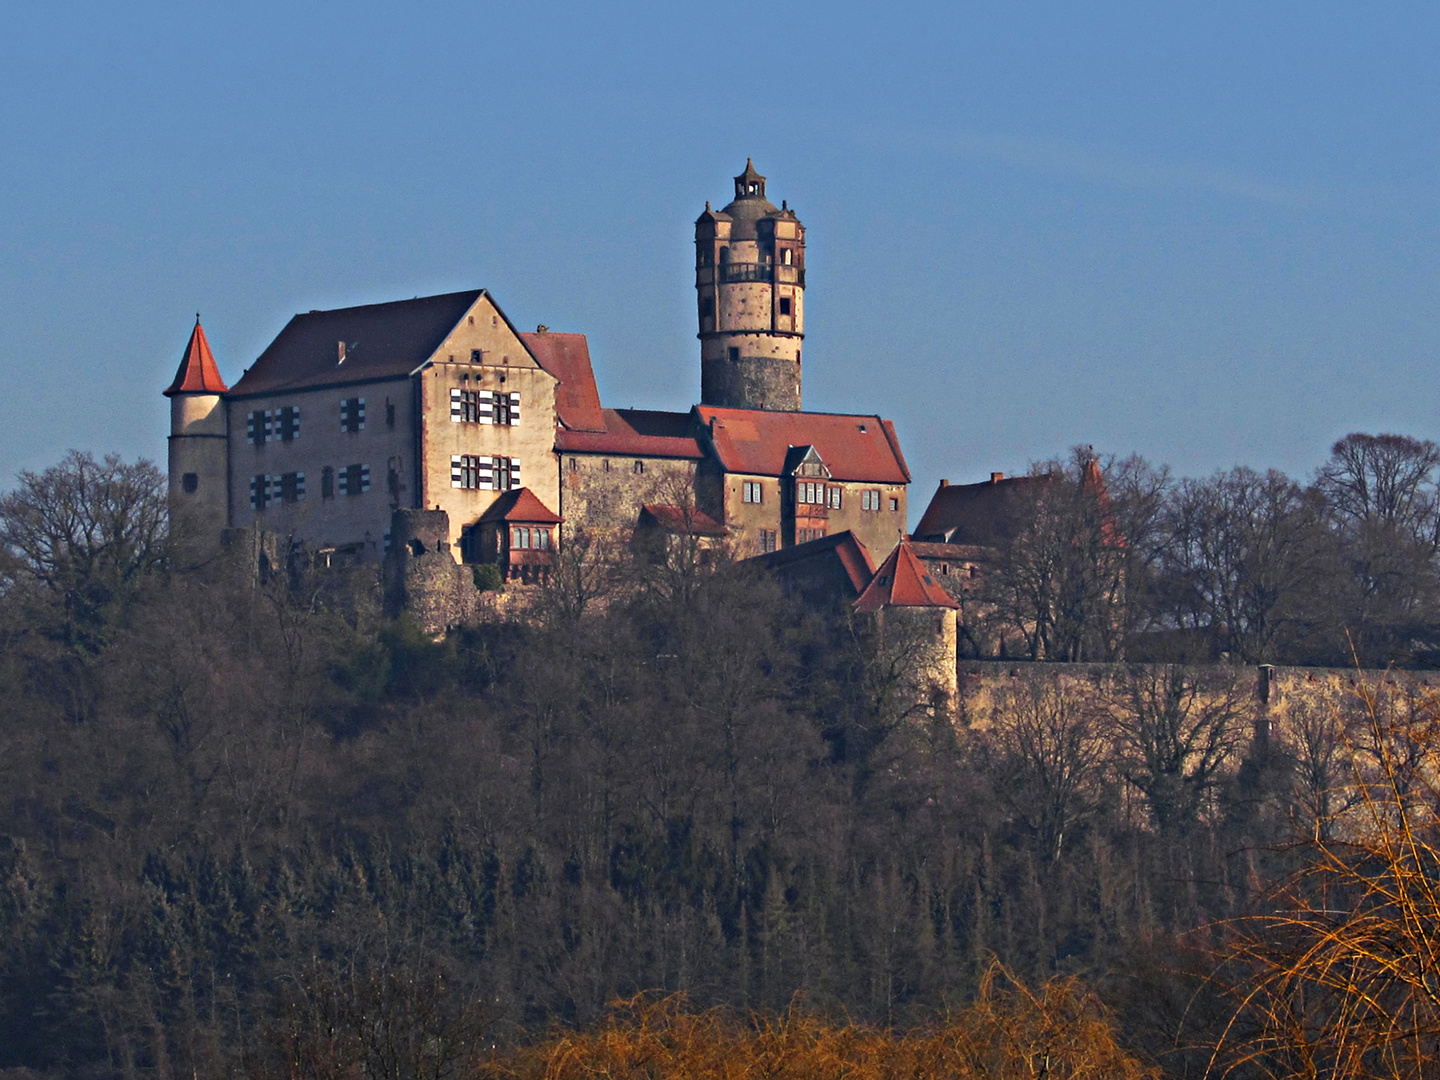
(182, 473, 198, 493)
(779, 298, 792, 316)
(728, 346, 740, 362)
(782, 248, 793, 265)
(701, 296, 714, 318)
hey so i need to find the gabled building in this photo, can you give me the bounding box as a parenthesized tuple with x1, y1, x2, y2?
(164, 162, 912, 578)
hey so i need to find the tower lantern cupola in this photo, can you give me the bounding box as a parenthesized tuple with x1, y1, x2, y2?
(734, 158, 766, 200)
(696, 160, 805, 412)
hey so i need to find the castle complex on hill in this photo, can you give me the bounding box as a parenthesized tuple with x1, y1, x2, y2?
(164, 161, 913, 577)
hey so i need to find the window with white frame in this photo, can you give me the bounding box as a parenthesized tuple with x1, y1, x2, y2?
(249, 474, 270, 510)
(827, 486, 842, 509)
(276, 472, 305, 503)
(797, 527, 827, 543)
(340, 463, 370, 495)
(861, 489, 882, 511)
(796, 481, 824, 504)
(450, 455, 521, 491)
(246, 410, 270, 446)
(340, 398, 365, 432)
(758, 529, 778, 553)
(274, 406, 301, 441)
(743, 480, 763, 504)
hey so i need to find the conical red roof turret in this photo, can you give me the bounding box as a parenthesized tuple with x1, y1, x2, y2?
(164, 317, 229, 396)
(854, 539, 960, 613)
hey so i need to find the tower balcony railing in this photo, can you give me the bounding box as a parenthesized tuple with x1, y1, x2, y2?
(713, 263, 805, 287)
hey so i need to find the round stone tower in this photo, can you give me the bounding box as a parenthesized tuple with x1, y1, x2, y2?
(164, 317, 230, 556)
(696, 159, 805, 412)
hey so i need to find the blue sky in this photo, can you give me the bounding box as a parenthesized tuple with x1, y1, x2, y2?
(2, 1, 1438, 513)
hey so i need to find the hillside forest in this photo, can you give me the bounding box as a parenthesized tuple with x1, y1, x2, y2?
(3, 434, 1440, 1078)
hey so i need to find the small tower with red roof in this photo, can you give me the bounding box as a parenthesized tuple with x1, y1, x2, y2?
(164, 317, 230, 554)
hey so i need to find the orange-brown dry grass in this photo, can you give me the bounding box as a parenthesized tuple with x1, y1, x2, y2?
(479, 964, 1156, 1080)
(1204, 673, 1440, 1079)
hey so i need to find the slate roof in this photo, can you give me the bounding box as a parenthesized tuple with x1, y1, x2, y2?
(164, 319, 229, 396)
(638, 505, 728, 537)
(477, 487, 563, 524)
(517, 331, 605, 432)
(749, 530, 876, 595)
(555, 409, 705, 460)
(696, 407, 910, 484)
(854, 540, 960, 613)
(227, 290, 484, 398)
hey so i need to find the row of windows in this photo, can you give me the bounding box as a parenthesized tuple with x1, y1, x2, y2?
(565, 458, 645, 474)
(739, 481, 898, 511)
(451, 455, 521, 491)
(796, 482, 843, 508)
(510, 527, 552, 550)
(797, 527, 827, 544)
(758, 529, 778, 553)
(450, 389, 520, 425)
(247, 406, 301, 446)
(696, 246, 798, 268)
(245, 397, 392, 446)
(249, 464, 370, 509)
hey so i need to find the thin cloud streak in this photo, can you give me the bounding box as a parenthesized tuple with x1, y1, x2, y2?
(855, 125, 1433, 216)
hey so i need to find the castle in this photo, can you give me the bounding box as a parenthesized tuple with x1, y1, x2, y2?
(165, 161, 913, 575)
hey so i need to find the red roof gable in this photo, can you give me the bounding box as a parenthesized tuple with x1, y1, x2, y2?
(749, 530, 876, 595)
(164, 319, 229, 396)
(696, 407, 910, 484)
(854, 540, 959, 612)
(518, 331, 606, 432)
(555, 409, 705, 460)
(477, 487, 563, 524)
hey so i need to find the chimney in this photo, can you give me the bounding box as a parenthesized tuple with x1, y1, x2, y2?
(939, 478, 949, 487)
(337, 341, 347, 364)
(990, 472, 1004, 483)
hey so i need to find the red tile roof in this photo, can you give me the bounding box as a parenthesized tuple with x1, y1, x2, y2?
(228, 290, 484, 398)
(749, 530, 876, 595)
(477, 487, 563, 524)
(912, 475, 1045, 543)
(555, 409, 705, 460)
(638, 504, 728, 536)
(517, 331, 605, 432)
(854, 540, 959, 612)
(164, 319, 229, 396)
(695, 407, 910, 484)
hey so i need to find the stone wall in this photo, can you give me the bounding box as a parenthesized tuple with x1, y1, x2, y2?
(383, 509, 488, 634)
(561, 453, 701, 536)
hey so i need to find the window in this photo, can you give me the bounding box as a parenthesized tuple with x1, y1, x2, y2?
(511, 526, 534, 549)
(494, 456, 519, 491)
(633, 460, 645, 475)
(321, 466, 334, 499)
(758, 529, 778, 553)
(249, 474, 270, 510)
(700, 296, 714, 318)
(728, 346, 741, 362)
(182, 473, 198, 493)
(276, 472, 305, 503)
(861, 489, 881, 511)
(246, 410, 269, 446)
(274, 406, 300, 441)
(889, 498, 900, 512)
(452, 455, 483, 489)
(782, 248, 793, 266)
(494, 392, 520, 426)
(341, 463, 370, 496)
(797, 481, 824, 504)
(743, 480, 763, 504)
(827, 486, 842, 509)
(568, 457, 578, 472)
(779, 297, 792, 316)
(340, 398, 365, 432)
(603, 459, 611, 473)
(386, 401, 396, 428)
(471, 349, 482, 363)
(450, 455, 519, 491)
(797, 527, 827, 544)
